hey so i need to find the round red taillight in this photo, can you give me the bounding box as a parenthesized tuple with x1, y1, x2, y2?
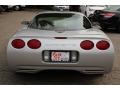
(27, 39, 41, 49)
(96, 40, 110, 50)
(12, 39, 25, 49)
(80, 40, 94, 50)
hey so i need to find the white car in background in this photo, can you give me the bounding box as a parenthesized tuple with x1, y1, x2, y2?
(81, 5, 108, 17)
(53, 5, 69, 11)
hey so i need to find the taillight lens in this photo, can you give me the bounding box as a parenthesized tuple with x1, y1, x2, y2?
(27, 39, 41, 49)
(12, 39, 25, 49)
(80, 40, 94, 50)
(101, 13, 115, 17)
(96, 40, 110, 50)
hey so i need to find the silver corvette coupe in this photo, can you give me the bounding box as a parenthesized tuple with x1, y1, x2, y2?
(7, 11, 114, 74)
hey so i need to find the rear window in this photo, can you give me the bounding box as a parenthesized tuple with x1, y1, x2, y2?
(29, 13, 92, 30)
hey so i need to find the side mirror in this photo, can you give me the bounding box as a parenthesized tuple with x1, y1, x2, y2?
(21, 21, 30, 25)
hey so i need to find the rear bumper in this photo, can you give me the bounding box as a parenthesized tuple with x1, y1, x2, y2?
(7, 37, 115, 74)
(15, 65, 107, 74)
(7, 50, 114, 74)
(7, 48, 114, 74)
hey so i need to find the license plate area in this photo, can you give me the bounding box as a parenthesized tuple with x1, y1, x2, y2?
(51, 51, 70, 62)
(42, 50, 79, 63)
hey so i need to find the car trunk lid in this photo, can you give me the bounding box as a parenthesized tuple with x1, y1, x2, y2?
(13, 28, 108, 39)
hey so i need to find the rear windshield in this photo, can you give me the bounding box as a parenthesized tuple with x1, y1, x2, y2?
(29, 13, 92, 30)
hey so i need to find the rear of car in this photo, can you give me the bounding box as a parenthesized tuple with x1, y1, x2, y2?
(94, 5, 120, 32)
(7, 12, 114, 74)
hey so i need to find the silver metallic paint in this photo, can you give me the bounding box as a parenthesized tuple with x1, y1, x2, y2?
(7, 11, 114, 74)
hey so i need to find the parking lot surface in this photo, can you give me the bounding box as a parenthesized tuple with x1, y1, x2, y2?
(0, 10, 120, 85)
